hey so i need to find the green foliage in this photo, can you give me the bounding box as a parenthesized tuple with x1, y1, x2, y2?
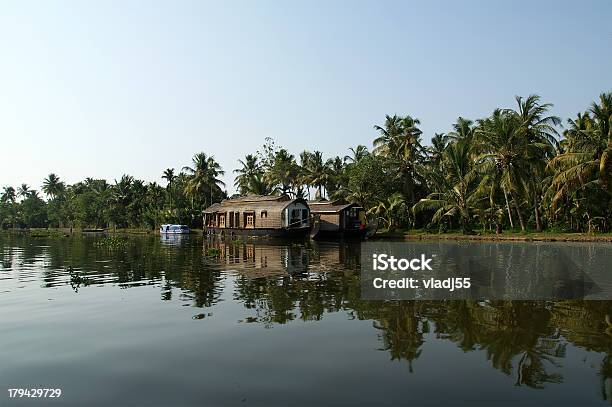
(1, 92, 610, 235)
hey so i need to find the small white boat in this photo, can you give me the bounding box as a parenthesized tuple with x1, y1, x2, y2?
(160, 224, 191, 234)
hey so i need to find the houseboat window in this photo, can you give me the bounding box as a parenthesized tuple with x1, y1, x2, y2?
(246, 214, 254, 227)
(261, 210, 267, 218)
(219, 215, 226, 228)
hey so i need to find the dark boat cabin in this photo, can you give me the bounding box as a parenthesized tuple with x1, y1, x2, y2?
(308, 200, 366, 237)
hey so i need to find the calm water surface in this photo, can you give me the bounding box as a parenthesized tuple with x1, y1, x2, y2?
(1, 234, 612, 406)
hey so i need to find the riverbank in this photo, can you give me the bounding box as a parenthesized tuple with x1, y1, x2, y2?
(375, 229, 612, 242)
(0, 228, 204, 237)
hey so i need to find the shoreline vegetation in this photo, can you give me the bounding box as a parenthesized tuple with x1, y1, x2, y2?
(1, 92, 611, 237)
(2, 228, 612, 243)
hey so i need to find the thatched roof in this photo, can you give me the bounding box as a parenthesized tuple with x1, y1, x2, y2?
(225, 195, 290, 203)
(203, 195, 303, 214)
(308, 200, 361, 214)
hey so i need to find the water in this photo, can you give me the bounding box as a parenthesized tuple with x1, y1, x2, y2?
(1, 234, 612, 406)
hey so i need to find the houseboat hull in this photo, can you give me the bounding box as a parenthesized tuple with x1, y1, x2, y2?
(204, 226, 310, 238)
(311, 228, 367, 240)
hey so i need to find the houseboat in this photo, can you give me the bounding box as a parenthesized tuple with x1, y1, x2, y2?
(308, 200, 367, 239)
(160, 224, 191, 234)
(203, 195, 310, 237)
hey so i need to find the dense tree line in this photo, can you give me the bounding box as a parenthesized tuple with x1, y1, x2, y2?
(1, 92, 610, 233)
(234, 92, 612, 234)
(0, 152, 226, 229)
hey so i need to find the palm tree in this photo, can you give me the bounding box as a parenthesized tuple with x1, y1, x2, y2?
(512, 95, 560, 231)
(546, 93, 612, 229)
(303, 151, 329, 199)
(474, 109, 537, 232)
(162, 168, 176, 188)
(1, 186, 16, 203)
(245, 173, 277, 195)
(17, 184, 31, 200)
(183, 152, 225, 207)
(264, 149, 298, 196)
(374, 114, 425, 220)
(413, 139, 479, 234)
(344, 145, 369, 164)
(447, 117, 475, 143)
(42, 173, 65, 200)
(234, 155, 261, 195)
(368, 193, 406, 231)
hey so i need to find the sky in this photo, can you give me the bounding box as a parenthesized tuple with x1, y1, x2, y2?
(1, 0, 611, 195)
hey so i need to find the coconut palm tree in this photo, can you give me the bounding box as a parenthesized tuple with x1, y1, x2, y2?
(234, 155, 261, 195)
(374, 114, 425, 219)
(413, 139, 480, 234)
(344, 145, 369, 164)
(162, 168, 176, 188)
(474, 110, 531, 231)
(447, 117, 475, 143)
(243, 173, 277, 195)
(264, 149, 298, 196)
(302, 151, 329, 199)
(183, 152, 225, 207)
(513, 95, 560, 231)
(1, 186, 16, 203)
(546, 93, 612, 230)
(17, 184, 31, 200)
(368, 193, 406, 231)
(42, 173, 65, 200)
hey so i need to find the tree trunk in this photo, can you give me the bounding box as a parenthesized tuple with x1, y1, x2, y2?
(503, 187, 514, 229)
(533, 192, 542, 232)
(511, 192, 526, 232)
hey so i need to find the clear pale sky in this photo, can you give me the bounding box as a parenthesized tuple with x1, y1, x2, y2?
(1, 0, 611, 195)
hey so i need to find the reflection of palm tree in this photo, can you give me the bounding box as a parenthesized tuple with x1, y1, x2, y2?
(373, 302, 425, 372)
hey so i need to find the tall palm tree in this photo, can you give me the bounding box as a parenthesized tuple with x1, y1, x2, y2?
(162, 168, 176, 189)
(42, 173, 65, 200)
(245, 173, 277, 195)
(513, 95, 560, 231)
(414, 139, 479, 234)
(374, 114, 425, 218)
(303, 151, 329, 199)
(17, 184, 31, 200)
(264, 149, 298, 196)
(447, 117, 475, 143)
(344, 145, 369, 164)
(368, 193, 406, 231)
(1, 186, 16, 203)
(234, 155, 261, 195)
(183, 152, 225, 207)
(546, 93, 612, 226)
(475, 110, 532, 231)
